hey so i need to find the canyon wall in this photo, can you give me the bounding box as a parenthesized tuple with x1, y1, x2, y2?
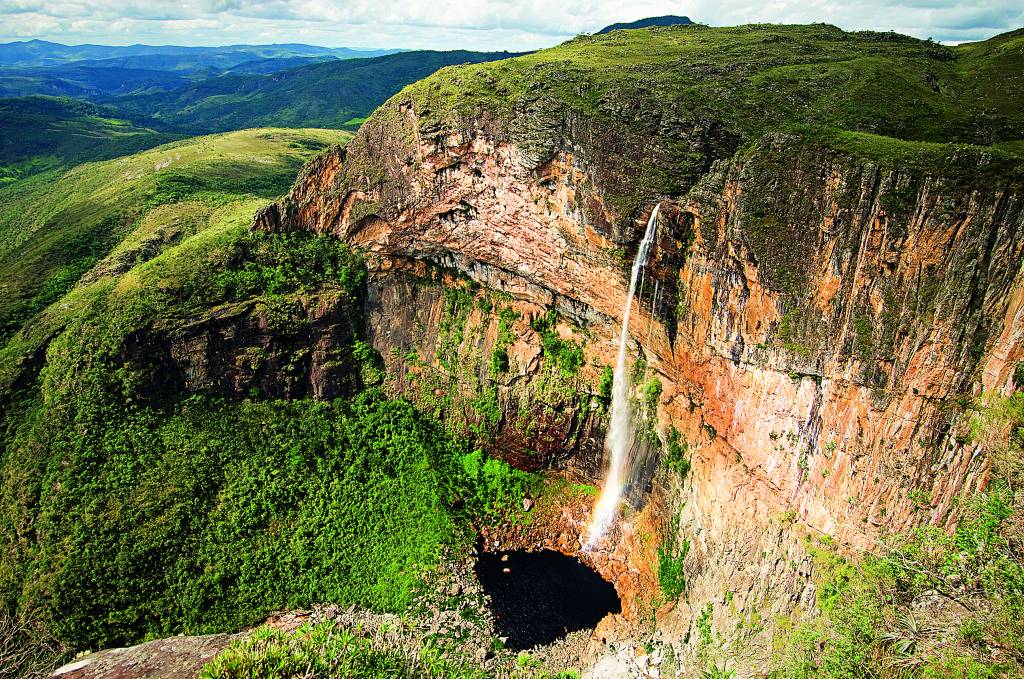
(254, 93, 1024, 663)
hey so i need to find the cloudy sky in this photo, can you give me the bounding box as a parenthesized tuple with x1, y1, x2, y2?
(0, 0, 1021, 49)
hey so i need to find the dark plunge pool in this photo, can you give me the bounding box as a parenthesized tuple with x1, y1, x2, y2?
(475, 548, 621, 650)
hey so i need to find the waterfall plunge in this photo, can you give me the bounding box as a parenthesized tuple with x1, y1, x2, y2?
(586, 203, 660, 549)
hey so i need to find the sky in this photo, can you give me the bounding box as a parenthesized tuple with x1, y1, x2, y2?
(0, 0, 1021, 49)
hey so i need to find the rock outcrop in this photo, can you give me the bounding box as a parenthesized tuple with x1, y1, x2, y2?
(254, 57, 1024, 667)
(122, 291, 362, 402)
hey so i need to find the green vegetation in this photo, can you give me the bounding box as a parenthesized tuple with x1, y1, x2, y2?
(664, 426, 691, 477)
(438, 286, 475, 371)
(0, 127, 349, 341)
(201, 619, 583, 678)
(598, 365, 614, 400)
(200, 621, 485, 679)
(0, 96, 173, 180)
(457, 449, 536, 518)
(643, 377, 663, 412)
(658, 510, 690, 601)
(489, 347, 510, 374)
(488, 306, 519, 376)
(770, 392, 1024, 678)
(531, 310, 585, 377)
(697, 602, 715, 647)
(7, 393, 468, 647)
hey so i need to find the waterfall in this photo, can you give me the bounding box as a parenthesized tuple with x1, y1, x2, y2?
(647, 279, 660, 345)
(586, 203, 660, 549)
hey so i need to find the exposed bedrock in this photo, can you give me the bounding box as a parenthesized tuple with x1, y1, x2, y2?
(255, 95, 1024, 657)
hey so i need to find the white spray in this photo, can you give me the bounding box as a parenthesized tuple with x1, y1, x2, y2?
(586, 203, 660, 549)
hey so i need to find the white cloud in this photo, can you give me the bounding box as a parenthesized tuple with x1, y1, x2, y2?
(0, 0, 1020, 48)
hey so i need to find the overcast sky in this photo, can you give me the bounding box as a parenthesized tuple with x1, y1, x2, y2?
(0, 0, 1021, 49)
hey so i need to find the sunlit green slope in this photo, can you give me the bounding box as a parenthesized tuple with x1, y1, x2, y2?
(0, 127, 350, 341)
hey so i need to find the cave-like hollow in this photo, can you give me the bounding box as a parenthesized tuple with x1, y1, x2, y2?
(475, 547, 622, 650)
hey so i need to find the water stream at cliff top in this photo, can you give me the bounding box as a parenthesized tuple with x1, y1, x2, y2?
(586, 203, 660, 549)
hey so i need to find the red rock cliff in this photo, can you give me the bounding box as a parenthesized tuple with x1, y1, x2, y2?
(254, 84, 1024, 661)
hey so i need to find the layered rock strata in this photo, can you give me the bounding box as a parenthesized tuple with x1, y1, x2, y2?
(255, 86, 1024, 665)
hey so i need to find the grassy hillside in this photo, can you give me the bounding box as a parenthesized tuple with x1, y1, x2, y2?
(110, 50, 519, 132)
(0, 96, 173, 180)
(0, 126, 533, 665)
(0, 127, 349, 341)
(396, 24, 1023, 218)
(411, 23, 1024, 142)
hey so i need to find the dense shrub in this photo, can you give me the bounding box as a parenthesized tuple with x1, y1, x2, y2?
(489, 347, 509, 375)
(455, 449, 536, 519)
(598, 366, 614, 400)
(3, 393, 460, 648)
(664, 427, 691, 478)
(531, 310, 584, 377)
(0, 226, 533, 654)
(2, 385, 538, 652)
(658, 512, 690, 601)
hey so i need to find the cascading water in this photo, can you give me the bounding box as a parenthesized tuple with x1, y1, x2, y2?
(586, 203, 660, 549)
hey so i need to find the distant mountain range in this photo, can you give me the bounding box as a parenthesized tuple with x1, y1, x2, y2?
(596, 15, 694, 34)
(0, 40, 407, 100)
(0, 49, 519, 179)
(0, 40, 399, 70)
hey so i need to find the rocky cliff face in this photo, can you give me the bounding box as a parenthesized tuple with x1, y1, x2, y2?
(123, 290, 362, 402)
(253, 39, 1024, 672)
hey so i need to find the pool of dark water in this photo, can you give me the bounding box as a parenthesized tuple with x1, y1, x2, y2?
(475, 548, 621, 650)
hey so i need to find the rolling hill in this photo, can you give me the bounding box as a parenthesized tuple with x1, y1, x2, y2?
(108, 49, 520, 132)
(596, 15, 694, 33)
(0, 96, 173, 181)
(0, 127, 351, 341)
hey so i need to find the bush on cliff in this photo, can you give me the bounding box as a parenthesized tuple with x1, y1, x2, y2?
(770, 393, 1024, 679)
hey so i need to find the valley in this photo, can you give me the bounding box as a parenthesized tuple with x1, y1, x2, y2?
(0, 18, 1022, 679)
